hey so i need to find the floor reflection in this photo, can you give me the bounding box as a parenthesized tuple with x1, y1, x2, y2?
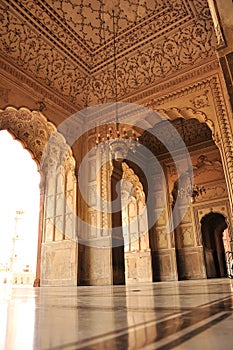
(0, 287, 35, 350)
(0, 279, 232, 349)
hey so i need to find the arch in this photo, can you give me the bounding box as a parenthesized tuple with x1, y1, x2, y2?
(155, 107, 214, 134)
(0, 107, 56, 166)
(0, 107, 77, 287)
(140, 117, 213, 157)
(132, 103, 233, 218)
(140, 114, 231, 281)
(121, 162, 152, 284)
(133, 106, 215, 137)
(200, 212, 228, 278)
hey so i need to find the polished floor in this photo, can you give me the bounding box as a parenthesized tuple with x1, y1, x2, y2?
(0, 278, 233, 350)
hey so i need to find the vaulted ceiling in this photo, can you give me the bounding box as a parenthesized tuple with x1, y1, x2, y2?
(0, 0, 217, 109)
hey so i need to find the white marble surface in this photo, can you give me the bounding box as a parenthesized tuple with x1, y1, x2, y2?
(0, 278, 233, 349)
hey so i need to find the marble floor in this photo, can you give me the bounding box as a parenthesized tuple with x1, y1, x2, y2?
(0, 278, 233, 350)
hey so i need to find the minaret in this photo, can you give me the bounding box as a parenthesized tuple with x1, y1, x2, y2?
(10, 210, 25, 273)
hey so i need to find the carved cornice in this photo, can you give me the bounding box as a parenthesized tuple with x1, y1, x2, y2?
(122, 162, 143, 195)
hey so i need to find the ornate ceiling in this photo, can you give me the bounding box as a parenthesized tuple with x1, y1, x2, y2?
(0, 0, 217, 108)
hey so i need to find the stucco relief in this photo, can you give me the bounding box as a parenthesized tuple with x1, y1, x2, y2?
(197, 204, 228, 223)
(121, 162, 149, 252)
(190, 91, 210, 109)
(140, 74, 233, 212)
(41, 131, 75, 175)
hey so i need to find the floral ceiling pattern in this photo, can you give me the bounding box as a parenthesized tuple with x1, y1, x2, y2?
(0, 0, 217, 107)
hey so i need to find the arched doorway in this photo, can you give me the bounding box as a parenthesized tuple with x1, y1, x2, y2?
(0, 107, 77, 286)
(201, 212, 228, 278)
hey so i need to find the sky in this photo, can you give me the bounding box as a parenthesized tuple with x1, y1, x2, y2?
(0, 130, 40, 268)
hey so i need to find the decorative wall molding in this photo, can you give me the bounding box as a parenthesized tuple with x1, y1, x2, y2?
(207, 0, 226, 49)
(137, 75, 230, 145)
(190, 90, 210, 109)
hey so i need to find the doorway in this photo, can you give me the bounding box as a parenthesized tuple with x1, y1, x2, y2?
(201, 212, 228, 278)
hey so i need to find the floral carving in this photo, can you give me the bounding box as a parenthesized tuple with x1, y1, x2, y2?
(91, 19, 216, 104)
(0, 107, 75, 174)
(0, 0, 216, 106)
(190, 91, 210, 108)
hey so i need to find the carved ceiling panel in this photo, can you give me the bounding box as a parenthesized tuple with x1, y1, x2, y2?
(0, 0, 217, 107)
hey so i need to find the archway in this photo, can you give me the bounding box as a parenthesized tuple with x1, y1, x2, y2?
(138, 116, 232, 281)
(0, 107, 77, 286)
(121, 162, 152, 284)
(0, 130, 40, 285)
(201, 212, 228, 278)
